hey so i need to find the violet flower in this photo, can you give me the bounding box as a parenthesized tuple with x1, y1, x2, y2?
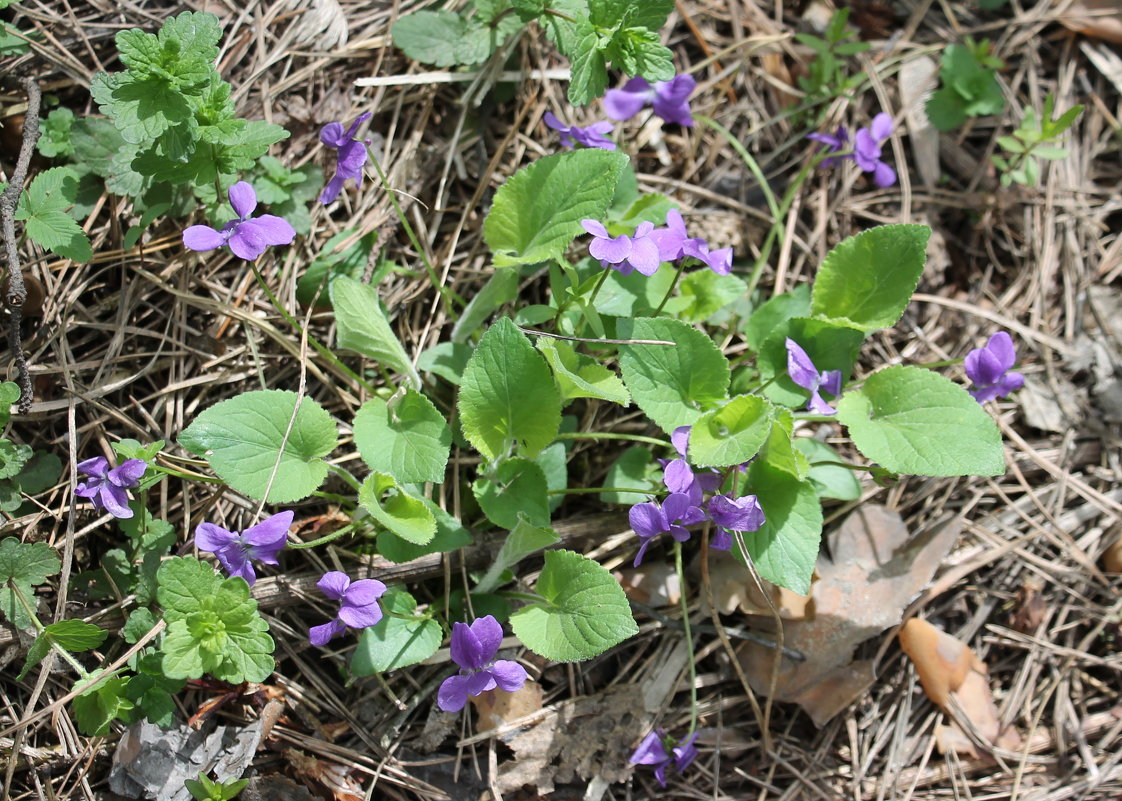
(309, 572, 387, 646)
(785, 338, 843, 415)
(965, 331, 1024, 403)
(604, 75, 697, 126)
(437, 615, 529, 712)
(649, 209, 733, 275)
(629, 729, 699, 787)
(543, 111, 616, 150)
(807, 126, 849, 168)
(629, 492, 707, 566)
(581, 219, 661, 276)
(660, 425, 721, 506)
(183, 181, 296, 261)
(853, 113, 896, 188)
(707, 493, 766, 551)
(319, 112, 372, 204)
(194, 510, 292, 586)
(75, 456, 147, 519)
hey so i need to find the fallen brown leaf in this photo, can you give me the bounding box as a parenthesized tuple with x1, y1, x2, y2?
(473, 681, 543, 729)
(616, 562, 681, 607)
(286, 749, 364, 801)
(707, 556, 813, 618)
(738, 506, 960, 725)
(1060, 0, 1122, 43)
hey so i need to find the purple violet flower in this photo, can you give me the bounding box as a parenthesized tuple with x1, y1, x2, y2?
(807, 126, 849, 168)
(319, 112, 372, 204)
(785, 338, 843, 415)
(437, 615, 529, 712)
(629, 729, 699, 787)
(194, 510, 292, 586)
(581, 219, 661, 276)
(309, 572, 387, 646)
(75, 456, 147, 519)
(660, 426, 722, 506)
(707, 493, 766, 551)
(965, 331, 1024, 403)
(604, 75, 697, 126)
(649, 209, 733, 275)
(183, 181, 296, 261)
(629, 492, 707, 566)
(853, 113, 897, 188)
(543, 111, 616, 150)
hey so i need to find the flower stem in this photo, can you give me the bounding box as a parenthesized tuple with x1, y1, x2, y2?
(652, 258, 689, 317)
(554, 431, 671, 448)
(287, 523, 359, 550)
(674, 541, 698, 734)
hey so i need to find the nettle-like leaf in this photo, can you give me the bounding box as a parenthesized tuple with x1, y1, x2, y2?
(350, 589, 442, 675)
(617, 317, 730, 434)
(740, 460, 823, 595)
(473, 458, 551, 530)
(179, 390, 337, 503)
(0, 537, 60, 629)
(331, 276, 422, 388)
(156, 557, 274, 683)
(73, 676, 135, 737)
(14, 167, 92, 262)
(567, 25, 609, 107)
(476, 515, 560, 594)
(459, 318, 561, 462)
(359, 472, 436, 545)
(536, 338, 630, 406)
(688, 394, 773, 468)
(836, 365, 1005, 477)
(1, 381, 21, 425)
(353, 391, 451, 484)
(512, 549, 637, 661)
(484, 149, 628, 267)
(810, 225, 931, 333)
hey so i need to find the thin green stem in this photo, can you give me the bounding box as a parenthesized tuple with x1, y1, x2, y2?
(652, 257, 689, 317)
(585, 264, 613, 310)
(554, 431, 671, 448)
(674, 541, 698, 734)
(326, 462, 363, 492)
(287, 523, 359, 550)
(547, 486, 653, 496)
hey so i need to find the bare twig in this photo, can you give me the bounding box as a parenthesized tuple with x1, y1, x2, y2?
(0, 76, 42, 414)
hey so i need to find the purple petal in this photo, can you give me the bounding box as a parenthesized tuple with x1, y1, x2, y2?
(343, 112, 372, 140)
(806, 391, 837, 416)
(672, 731, 699, 771)
(543, 111, 567, 133)
(220, 552, 257, 585)
(489, 659, 528, 692)
(998, 371, 1024, 396)
(873, 161, 897, 188)
(819, 369, 842, 398)
(320, 121, 346, 148)
(316, 571, 351, 600)
(309, 619, 345, 647)
(195, 522, 237, 553)
(466, 616, 503, 666)
(869, 112, 893, 143)
(654, 762, 670, 787)
(630, 730, 669, 765)
(319, 173, 347, 205)
(969, 384, 1001, 404)
(245, 215, 296, 246)
(711, 528, 732, 550)
(338, 598, 383, 629)
(604, 77, 654, 120)
(437, 674, 471, 712)
(985, 332, 1018, 372)
(709, 494, 765, 532)
(182, 225, 226, 252)
(627, 235, 662, 276)
(464, 670, 497, 696)
(227, 181, 257, 220)
(99, 485, 133, 519)
(74, 481, 102, 500)
(243, 511, 292, 564)
(108, 459, 147, 487)
(633, 538, 654, 567)
(226, 223, 268, 261)
(785, 338, 821, 392)
(654, 75, 696, 107)
(661, 492, 695, 524)
(965, 346, 1005, 387)
(336, 140, 369, 177)
(671, 425, 691, 457)
(77, 456, 109, 479)
(648, 227, 686, 262)
(652, 98, 693, 126)
(581, 219, 610, 239)
(663, 459, 696, 496)
(853, 129, 881, 172)
(701, 246, 733, 276)
(629, 502, 668, 540)
(450, 621, 487, 670)
(589, 233, 632, 265)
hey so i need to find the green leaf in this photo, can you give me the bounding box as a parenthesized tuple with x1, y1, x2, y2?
(744, 284, 811, 352)
(793, 438, 861, 501)
(14, 451, 62, 496)
(353, 391, 451, 484)
(925, 87, 967, 131)
(617, 317, 730, 433)
(155, 557, 274, 683)
(810, 225, 930, 333)
(350, 590, 442, 675)
(473, 458, 551, 530)
(0, 440, 33, 480)
(38, 108, 76, 158)
(451, 269, 521, 343)
(417, 341, 474, 385)
(0, 537, 60, 629)
(536, 338, 630, 406)
(122, 608, 159, 643)
(44, 619, 108, 652)
(359, 473, 436, 545)
(459, 318, 561, 461)
(511, 549, 637, 661)
(392, 11, 470, 67)
(16, 635, 51, 681)
(376, 500, 472, 563)
(476, 515, 560, 593)
(1032, 145, 1068, 160)
(665, 270, 747, 323)
(484, 149, 628, 267)
(758, 409, 810, 480)
(741, 460, 822, 595)
(688, 394, 773, 468)
(0, 382, 21, 425)
(567, 26, 608, 107)
(296, 229, 374, 307)
(179, 389, 337, 503)
(73, 676, 134, 736)
(836, 365, 1005, 476)
(599, 446, 661, 504)
(14, 167, 92, 262)
(331, 276, 421, 388)
(593, 263, 675, 317)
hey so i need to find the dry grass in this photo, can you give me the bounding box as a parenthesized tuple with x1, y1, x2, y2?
(2, 0, 1121, 799)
